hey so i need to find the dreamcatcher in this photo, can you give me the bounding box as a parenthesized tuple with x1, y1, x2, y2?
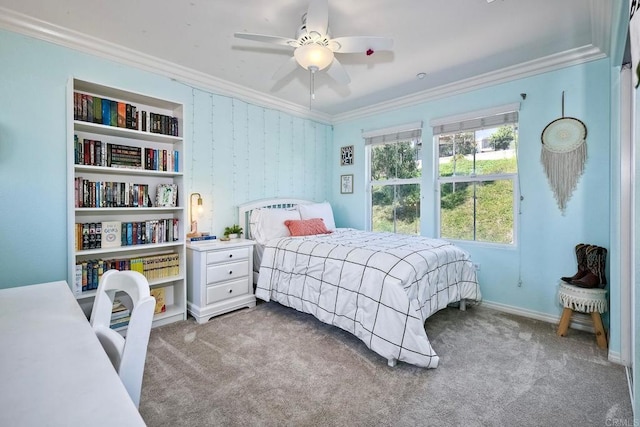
(540, 92, 587, 213)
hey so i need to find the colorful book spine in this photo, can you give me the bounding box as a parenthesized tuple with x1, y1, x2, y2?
(188, 235, 217, 242)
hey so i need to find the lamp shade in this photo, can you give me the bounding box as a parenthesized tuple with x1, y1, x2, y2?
(294, 43, 334, 71)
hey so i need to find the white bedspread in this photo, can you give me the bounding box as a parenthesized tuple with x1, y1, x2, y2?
(255, 229, 481, 368)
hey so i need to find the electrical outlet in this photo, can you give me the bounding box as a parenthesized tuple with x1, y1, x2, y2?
(473, 263, 481, 271)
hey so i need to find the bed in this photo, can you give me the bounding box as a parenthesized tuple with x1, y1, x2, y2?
(238, 198, 481, 368)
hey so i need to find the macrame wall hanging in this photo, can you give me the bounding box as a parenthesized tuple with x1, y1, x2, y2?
(540, 92, 587, 213)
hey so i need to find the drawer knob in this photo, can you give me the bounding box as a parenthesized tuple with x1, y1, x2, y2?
(229, 270, 233, 274)
(228, 289, 233, 294)
(229, 254, 233, 258)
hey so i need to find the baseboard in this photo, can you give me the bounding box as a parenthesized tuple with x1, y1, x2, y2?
(608, 350, 623, 365)
(479, 300, 595, 333)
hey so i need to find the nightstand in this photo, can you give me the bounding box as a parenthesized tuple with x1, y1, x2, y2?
(186, 239, 256, 324)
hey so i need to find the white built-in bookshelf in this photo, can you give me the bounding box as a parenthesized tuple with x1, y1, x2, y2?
(66, 78, 187, 329)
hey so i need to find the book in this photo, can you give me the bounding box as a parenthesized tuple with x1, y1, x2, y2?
(111, 310, 130, 320)
(110, 100, 118, 126)
(93, 96, 102, 124)
(101, 221, 122, 248)
(117, 102, 126, 127)
(74, 264, 82, 296)
(95, 221, 102, 249)
(188, 235, 217, 242)
(101, 99, 111, 125)
(111, 299, 131, 319)
(150, 287, 166, 314)
(110, 316, 131, 330)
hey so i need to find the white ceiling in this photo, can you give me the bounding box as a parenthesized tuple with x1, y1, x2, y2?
(0, 0, 613, 121)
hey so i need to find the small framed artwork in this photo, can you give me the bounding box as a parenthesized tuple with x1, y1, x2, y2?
(340, 174, 354, 194)
(156, 183, 178, 207)
(341, 145, 354, 166)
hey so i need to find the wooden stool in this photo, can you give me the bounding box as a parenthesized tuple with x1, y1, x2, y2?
(556, 282, 608, 349)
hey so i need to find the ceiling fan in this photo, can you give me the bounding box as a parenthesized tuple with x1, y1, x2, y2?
(234, 0, 393, 94)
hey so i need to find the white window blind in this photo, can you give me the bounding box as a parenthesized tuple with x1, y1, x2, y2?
(430, 103, 520, 135)
(363, 121, 422, 146)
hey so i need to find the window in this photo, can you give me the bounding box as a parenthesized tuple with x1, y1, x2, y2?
(364, 123, 422, 234)
(432, 105, 519, 245)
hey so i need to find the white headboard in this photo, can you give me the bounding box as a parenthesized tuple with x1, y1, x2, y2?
(238, 198, 314, 239)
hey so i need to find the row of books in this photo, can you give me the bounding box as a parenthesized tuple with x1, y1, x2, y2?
(74, 254, 180, 292)
(144, 148, 179, 172)
(75, 219, 180, 251)
(75, 178, 151, 208)
(109, 288, 166, 329)
(74, 136, 180, 172)
(110, 299, 131, 329)
(73, 91, 180, 137)
(74, 136, 141, 168)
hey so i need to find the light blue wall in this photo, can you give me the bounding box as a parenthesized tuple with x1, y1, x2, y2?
(0, 29, 331, 289)
(189, 90, 331, 235)
(332, 59, 613, 341)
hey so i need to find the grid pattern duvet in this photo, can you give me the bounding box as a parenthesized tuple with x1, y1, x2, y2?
(255, 229, 481, 368)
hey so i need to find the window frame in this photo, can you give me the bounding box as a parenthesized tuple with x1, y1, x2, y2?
(432, 105, 520, 247)
(363, 122, 423, 233)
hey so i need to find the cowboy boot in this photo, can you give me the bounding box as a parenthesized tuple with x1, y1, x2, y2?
(571, 246, 603, 288)
(596, 246, 607, 288)
(561, 243, 589, 283)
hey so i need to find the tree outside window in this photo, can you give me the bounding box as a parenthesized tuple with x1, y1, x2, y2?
(369, 139, 421, 234)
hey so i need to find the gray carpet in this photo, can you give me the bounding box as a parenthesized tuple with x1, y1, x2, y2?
(139, 302, 633, 426)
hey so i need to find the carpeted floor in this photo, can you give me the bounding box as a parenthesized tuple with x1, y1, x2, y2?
(139, 302, 633, 426)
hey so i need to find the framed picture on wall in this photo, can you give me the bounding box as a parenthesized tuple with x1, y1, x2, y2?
(341, 145, 354, 166)
(340, 174, 354, 194)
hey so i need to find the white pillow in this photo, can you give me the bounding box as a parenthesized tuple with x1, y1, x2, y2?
(249, 207, 301, 245)
(298, 202, 336, 231)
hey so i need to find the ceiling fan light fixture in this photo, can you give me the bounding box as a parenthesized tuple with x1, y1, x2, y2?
(294, 43, 334, 71)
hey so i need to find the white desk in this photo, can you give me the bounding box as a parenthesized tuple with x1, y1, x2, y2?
(0, 281, 146, 426)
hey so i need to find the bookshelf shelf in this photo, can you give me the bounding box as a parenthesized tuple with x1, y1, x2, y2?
(74, 241, 185, 257)
(75, 164, 183, 178)
(75, 274, 184, 301)
(75, 207, 184, 214)
(74, 120, 183, 143)
(67, 77, 187, 328)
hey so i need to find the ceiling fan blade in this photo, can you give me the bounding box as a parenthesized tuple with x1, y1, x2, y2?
(325, 58, 350, 85)
(234, 32, 298, 47)
(272, 57, 300, 81)
(329, 36, 393, 53)
(305, 0, 329, 38)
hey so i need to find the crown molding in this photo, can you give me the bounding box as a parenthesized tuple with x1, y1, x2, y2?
(331, 44, 607, 124)
(0, 7, 332, 124)
(0, 6, 608, 126)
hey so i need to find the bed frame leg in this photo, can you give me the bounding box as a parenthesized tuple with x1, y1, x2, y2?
(387, 358, 397, 368)
(459, 299, 466, 311)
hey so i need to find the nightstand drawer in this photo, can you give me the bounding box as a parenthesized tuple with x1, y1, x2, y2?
(206, 278, 248, 304)
(206, 247, 249, 264)
(206, 260, 249, 283)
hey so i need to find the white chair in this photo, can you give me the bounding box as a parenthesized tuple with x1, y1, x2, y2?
(90, 269, 156, 408)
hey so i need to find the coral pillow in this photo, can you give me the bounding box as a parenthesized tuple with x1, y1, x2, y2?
(284, 218, 331, 236)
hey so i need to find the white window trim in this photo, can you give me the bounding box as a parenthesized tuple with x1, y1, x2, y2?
(364, 122, 423, 232)
(433, 104, 520, 247)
